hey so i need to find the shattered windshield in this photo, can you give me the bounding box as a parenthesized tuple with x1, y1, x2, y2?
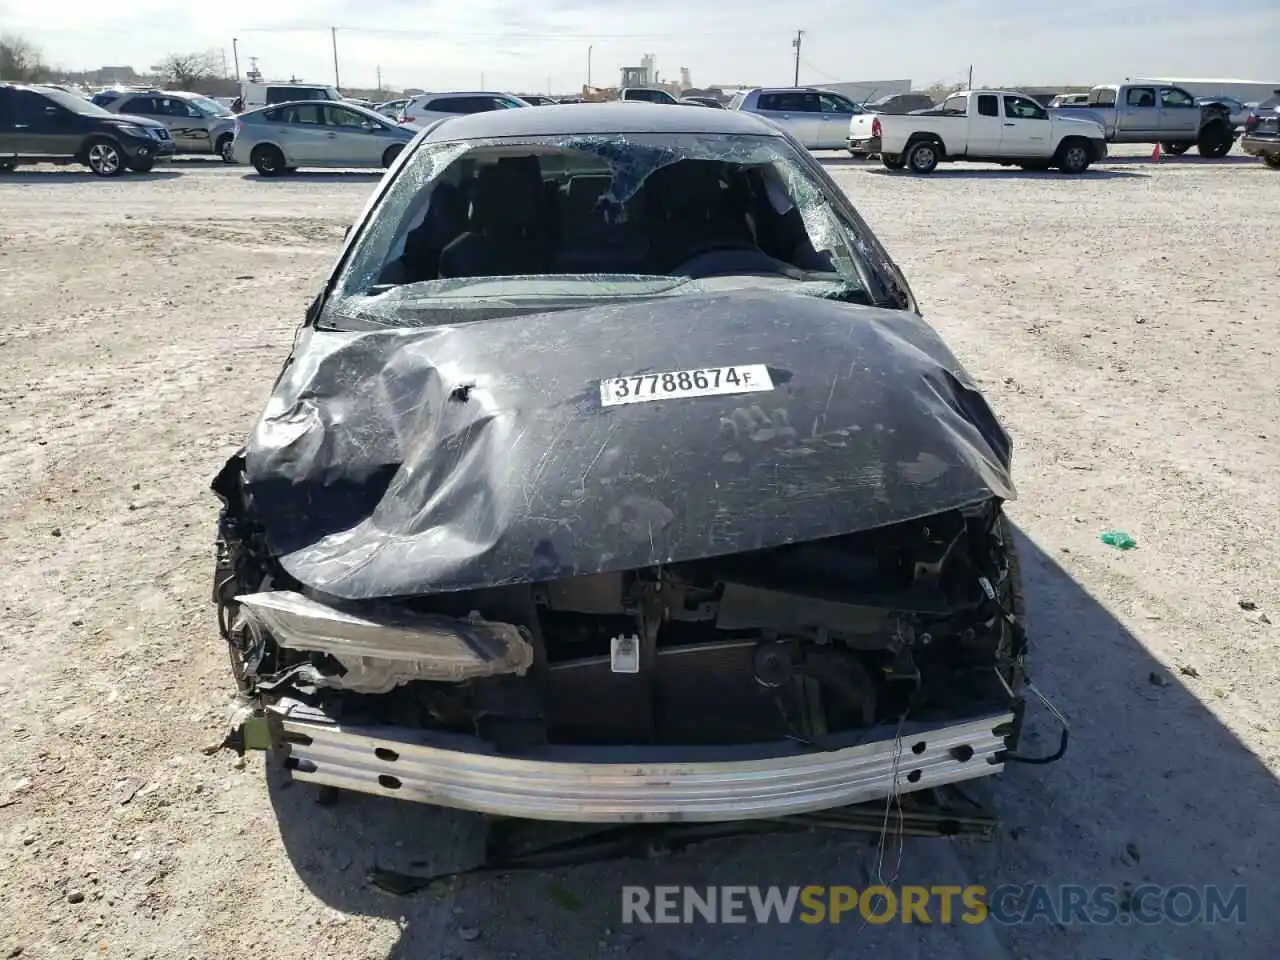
(323, 132, 885, 330)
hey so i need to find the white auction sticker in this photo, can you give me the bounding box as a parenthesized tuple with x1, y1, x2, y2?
(599, 364, 775, 407)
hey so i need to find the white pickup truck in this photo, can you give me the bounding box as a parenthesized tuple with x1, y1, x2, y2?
(878, 89, 1108, 174)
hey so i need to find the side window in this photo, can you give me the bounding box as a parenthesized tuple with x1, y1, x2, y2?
(942, 95, 967, 115)
(757, 93, 782, 111)
(280, 104, 325, 125)
(1159, 87, 1194, 109)
(817, 93, 854, 114)
(13, 90, 57, 125)
(727, 92, 746, 110)
(265, 88, 290, 105)
(325, 106, 366, 128)
(120, 96, 156, 114)
(1089, 88, 1117, 107)
(1126, 87, 1156, 108)
(794, 92, 821, 112)
(425, 97, 465, 113)
(977, 94, 998, 117)
(1005, 95, 1047, 120)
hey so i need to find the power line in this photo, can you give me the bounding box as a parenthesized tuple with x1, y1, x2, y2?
(232, 24, 766, 41)
(800, 58, 842, 82)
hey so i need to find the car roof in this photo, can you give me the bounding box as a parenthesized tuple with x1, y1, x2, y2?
(422, 101, 781, 141)
(243, 99, 385, 118)
(412, 91, 517, 99)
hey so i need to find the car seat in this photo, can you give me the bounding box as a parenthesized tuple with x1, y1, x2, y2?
(438, 162, 554, 278)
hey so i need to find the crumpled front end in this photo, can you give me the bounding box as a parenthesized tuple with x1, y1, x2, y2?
(215, 452, 1032, 820)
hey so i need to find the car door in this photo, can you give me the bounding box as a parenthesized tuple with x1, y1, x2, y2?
(754, 91, 822, 148)
(816, 93, 857, 148)
(322, 104, 382, 165)
(9, 89, 78, 158)
(1117, 86, 1159, 138)
(1001, 94, 1054, 157)
(161, 96, 212, 153)
(275, 103, 330, 163)
(1158, 86, 1200, 139)
(959, 94, 1002, 155)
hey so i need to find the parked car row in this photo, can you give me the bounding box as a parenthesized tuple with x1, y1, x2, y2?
(7, 77, 1276, 178)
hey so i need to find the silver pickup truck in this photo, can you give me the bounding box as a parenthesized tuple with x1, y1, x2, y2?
(1049, 83, 1236, 157)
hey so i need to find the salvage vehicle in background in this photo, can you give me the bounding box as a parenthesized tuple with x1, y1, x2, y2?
(104, 89, 238, 162)
(878, 89, 1107, 174)
(619, 87, 680, 104)
(396, 91, 529, 126)
(374, 98, 410, 118)
(863, 92, 935, 115)
(231, 100, 417, 175)
(729, 86, 870, 150)
(1049, 82, 1237, 157)
(1048, 93, 1089, 108)
(0, 82, 175, 176)
(1240, 100, 1280, 168)
(212, 102, 1060, 828)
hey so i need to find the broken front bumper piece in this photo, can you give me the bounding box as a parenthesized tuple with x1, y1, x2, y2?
(260, 705, 1015, 822)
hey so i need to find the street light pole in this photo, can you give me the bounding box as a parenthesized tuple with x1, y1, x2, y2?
(331, 26, 341, 91)
(587, 44, 593, 89)
(232, 38, 241, 81)
(792, 30, 803, 87)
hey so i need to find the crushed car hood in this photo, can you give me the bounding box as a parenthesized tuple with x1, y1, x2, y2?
(241, 289, 1015, 600)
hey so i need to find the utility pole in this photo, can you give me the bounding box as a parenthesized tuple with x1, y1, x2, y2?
(792, 30, 803, 87)
(232, 38, 241, 81)
(331, 26, 341, 91)
(967, 64, 973, 90)
(376, 65, 382, 96)
(587, 45, 593, 89)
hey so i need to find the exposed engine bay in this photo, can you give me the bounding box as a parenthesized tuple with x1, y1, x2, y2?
(214, 485, 1025, 754)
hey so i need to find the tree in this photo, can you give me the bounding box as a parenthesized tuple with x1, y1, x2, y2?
(152, 51, 219, 89)
(0, 33, 47, 82)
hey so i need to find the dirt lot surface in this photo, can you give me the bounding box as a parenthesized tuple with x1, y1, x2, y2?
(2, 147, 1277, 960)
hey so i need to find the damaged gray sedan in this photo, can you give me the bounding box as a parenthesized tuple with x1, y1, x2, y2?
(212, 103, 1058, 824)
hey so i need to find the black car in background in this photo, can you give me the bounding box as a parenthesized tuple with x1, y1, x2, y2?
(0, 83, 176, 176)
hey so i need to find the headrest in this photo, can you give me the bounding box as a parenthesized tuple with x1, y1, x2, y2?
(470, 162, 541, 231)
(643, 160, 728, 220)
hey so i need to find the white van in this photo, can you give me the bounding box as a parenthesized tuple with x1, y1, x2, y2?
(240, 82, 342, 110)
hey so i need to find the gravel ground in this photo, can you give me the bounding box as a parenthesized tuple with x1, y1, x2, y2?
(1, 147, 1277, 960)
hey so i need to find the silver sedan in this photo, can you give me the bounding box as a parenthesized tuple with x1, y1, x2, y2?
(231, 100, 418, 176)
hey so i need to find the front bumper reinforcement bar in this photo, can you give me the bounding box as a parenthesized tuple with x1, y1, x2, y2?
(269, 708, 1015, 822)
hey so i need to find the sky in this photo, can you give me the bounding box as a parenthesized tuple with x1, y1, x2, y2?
(3, 0, 1277, 94)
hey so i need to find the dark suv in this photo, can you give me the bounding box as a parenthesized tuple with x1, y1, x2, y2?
(0, 83, 176, 176)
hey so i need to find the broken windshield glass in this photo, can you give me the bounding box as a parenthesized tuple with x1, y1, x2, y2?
(324, 132, 884, 330)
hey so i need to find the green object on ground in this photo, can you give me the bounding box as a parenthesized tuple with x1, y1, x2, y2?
(1099, 530, 1137, 550)
(240, 713, 272, 751)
